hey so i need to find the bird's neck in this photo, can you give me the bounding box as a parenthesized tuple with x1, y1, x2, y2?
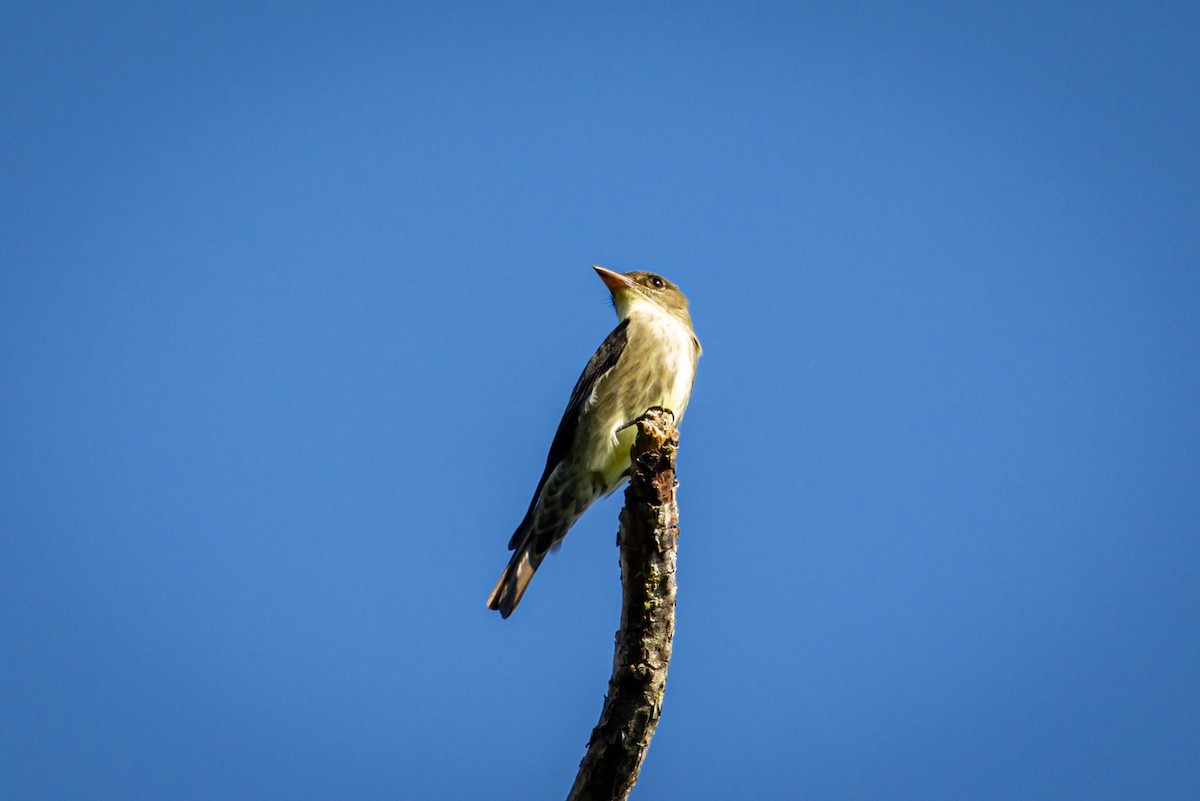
(617, 295, 692, 333)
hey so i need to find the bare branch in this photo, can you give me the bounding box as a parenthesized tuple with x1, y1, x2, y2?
(567, 408, 680, 801)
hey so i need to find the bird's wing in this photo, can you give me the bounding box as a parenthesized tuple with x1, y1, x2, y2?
(507, 318, 630, 549)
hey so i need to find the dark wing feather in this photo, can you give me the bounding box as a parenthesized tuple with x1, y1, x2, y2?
(507, 319, 630, 549)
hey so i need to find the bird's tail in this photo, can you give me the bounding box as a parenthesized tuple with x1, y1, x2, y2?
(486, 535, 545, 618)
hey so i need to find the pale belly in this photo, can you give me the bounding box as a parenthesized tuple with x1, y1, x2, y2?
(580, 310, 697, 490)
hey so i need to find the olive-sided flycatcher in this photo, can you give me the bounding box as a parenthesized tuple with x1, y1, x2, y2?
(487, 266, 701, 618)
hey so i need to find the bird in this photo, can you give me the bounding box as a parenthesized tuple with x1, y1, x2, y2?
(487, 266, 701, 618)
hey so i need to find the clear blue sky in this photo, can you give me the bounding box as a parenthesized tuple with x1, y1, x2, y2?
(3, 3, 1198, 799)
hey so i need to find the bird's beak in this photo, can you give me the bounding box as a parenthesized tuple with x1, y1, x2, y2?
(593, 265, 635, 293)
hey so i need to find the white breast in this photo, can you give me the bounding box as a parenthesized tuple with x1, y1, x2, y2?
(656, 315, 697, 422)
(626, 296, 698, 424)
(583, 293, 700, 486)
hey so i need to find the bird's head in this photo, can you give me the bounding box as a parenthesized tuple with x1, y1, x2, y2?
(593, 266, 693, 327)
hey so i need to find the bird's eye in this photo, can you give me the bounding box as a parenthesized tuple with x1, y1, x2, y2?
(650, 276, 665, 289)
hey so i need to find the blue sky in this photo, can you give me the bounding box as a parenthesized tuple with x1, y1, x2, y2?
(2, 2, 1198, 799)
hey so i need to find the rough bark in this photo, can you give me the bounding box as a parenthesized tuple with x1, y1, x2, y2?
(566, 408, 680, 801)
